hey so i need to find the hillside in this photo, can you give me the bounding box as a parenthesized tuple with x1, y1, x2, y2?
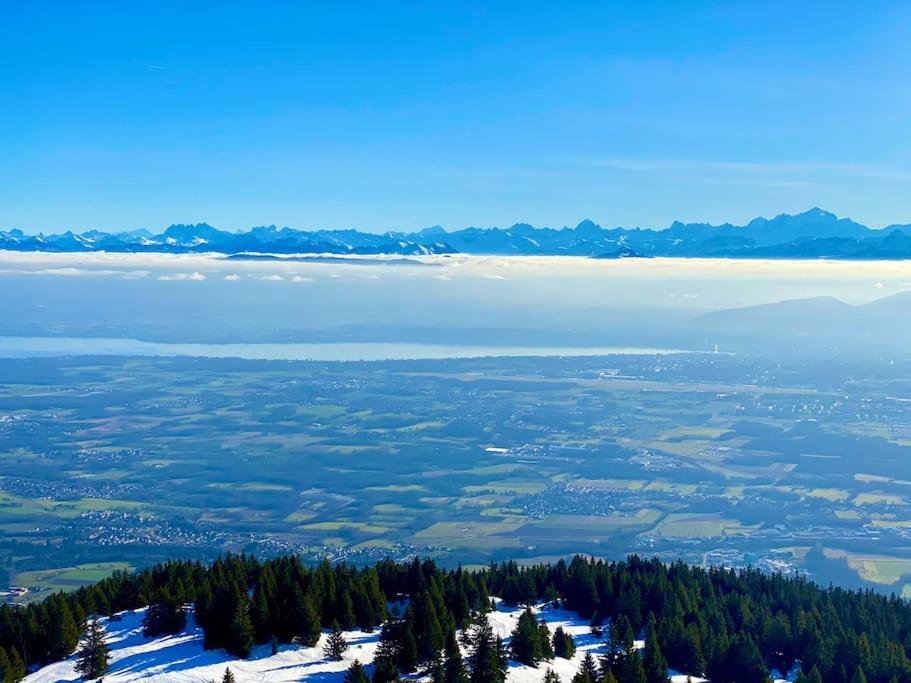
(24, 601, 720, 683)
(4, 554, 909, 683)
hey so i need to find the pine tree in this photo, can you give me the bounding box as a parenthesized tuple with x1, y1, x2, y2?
(0, 647, 10, 683)
(796, 667, 824, 683)
(324, 621, 348, 661)
(544, 669, 562, 683)
(295, 592, 322, 647)
(345, 659, 370, 683)
(339, 592, 357, 630)
(6, 646, 25, 683)
(616, 650, 647, 683)
(573, 652, 600, 683)
(398, 622, 418, 673)
(221, 668, 236, 683)
(47, 597, 80, 660)
(643, 615, 669, 683)
(372, 619, 402, 683)
(553, 625, 575, 659)
(74, 618, 110, 680)
(469, 614, 507, 683)
(442, 629, 468, 683)
(510, 607, 543, 666)
(850, 666, 868, 683)
(227, 600, 255, 658)
(142, 597, 187, 637)
(538, 621, 554, 660)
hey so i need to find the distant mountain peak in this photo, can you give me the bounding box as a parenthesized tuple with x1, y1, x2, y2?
(3, 208, 910, 259)
(575, 218, 601, 232)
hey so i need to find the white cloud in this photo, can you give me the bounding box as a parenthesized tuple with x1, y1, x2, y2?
(291, 275, 312, 283)
(223, 274, 241, 281)
(157, 272, 206, 281)
(0, 267, 150, 278)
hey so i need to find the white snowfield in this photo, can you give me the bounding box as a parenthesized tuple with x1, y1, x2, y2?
(25, 600, 791, 683)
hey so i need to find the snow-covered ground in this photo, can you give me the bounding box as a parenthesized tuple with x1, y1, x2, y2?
(25, 600, 790, 682)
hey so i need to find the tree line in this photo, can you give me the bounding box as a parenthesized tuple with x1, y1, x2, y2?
(2, 554, 911, 682)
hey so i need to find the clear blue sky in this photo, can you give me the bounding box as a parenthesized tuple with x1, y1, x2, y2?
(3, 1, 910, 233)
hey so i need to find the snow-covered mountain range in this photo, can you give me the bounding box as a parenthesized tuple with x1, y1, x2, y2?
(4, 209, 911, 259)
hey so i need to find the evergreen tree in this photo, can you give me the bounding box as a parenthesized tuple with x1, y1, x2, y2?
(573, 652, 600, 683)
(553, 625, 575, 659)
(0, 648, 9, 683)
(345, 659, 370, 683)
(398, 621, 418, 673)
(227, 600, 255, 658)
(643, 615, 669, 683)
(47, 597, 80, 661)
(324, 621, 348, 661)
(469, 614, 507, 683)
(142, 597, 187, 637)
(721, 634, 768, 683)
(795, 666, 823, 683)
(850, 666, 868, 683)
(74, 618, 110, 680)
(510, 607, 545, 666)
(616, 650, 647, 683)
(372, 620, 402, 683)
(339, 592, 357, 630)
(538, 621, 554, 660)
(294, 592, 322, 647)
(6, 647, 25, 683)
(221, 668, 236, 683)
(543, 669, 562, 683)
(441, 629, 468, 683)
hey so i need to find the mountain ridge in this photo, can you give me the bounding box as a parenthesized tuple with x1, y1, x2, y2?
(4, 208, 911, 258)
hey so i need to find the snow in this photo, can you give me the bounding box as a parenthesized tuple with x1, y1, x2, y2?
(25, 601, 793, 683)
(25, 608, 382, 683)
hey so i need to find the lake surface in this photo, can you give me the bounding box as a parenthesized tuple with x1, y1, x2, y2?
(0, 336, 688, 361)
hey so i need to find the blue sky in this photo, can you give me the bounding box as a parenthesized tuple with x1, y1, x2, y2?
(2, 1, 910, 233)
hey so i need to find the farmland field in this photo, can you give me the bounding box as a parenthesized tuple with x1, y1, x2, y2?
(2, 351, 911, 599)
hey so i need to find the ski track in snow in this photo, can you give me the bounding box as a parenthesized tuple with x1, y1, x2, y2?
(25, 600, 792, 682)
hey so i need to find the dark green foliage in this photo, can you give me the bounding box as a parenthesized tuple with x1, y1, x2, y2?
(226, 598, 255, 659)
(324, 621, 348, 661)
(796, 666, 823, 683)
(221, 668, 236, 683)
(345, 659, 370, 683)
(572, 652, 600, 683)
(440, 629, 469, 683)
(398, 622, 418, 672)
(372, 619, 403, 683)
(543, 669, 562, 683)
(0, 646, 25, 683)
(74, 618, 109, 680)
(643, 614, 669, 683)
(468, 613, 507, 683)
(510, 607, 553, 666)
(9, 552, 911, 683)
(552, 625, 575, 659)
(142, 591, 187, 637)
(46, 595, 80, 662)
